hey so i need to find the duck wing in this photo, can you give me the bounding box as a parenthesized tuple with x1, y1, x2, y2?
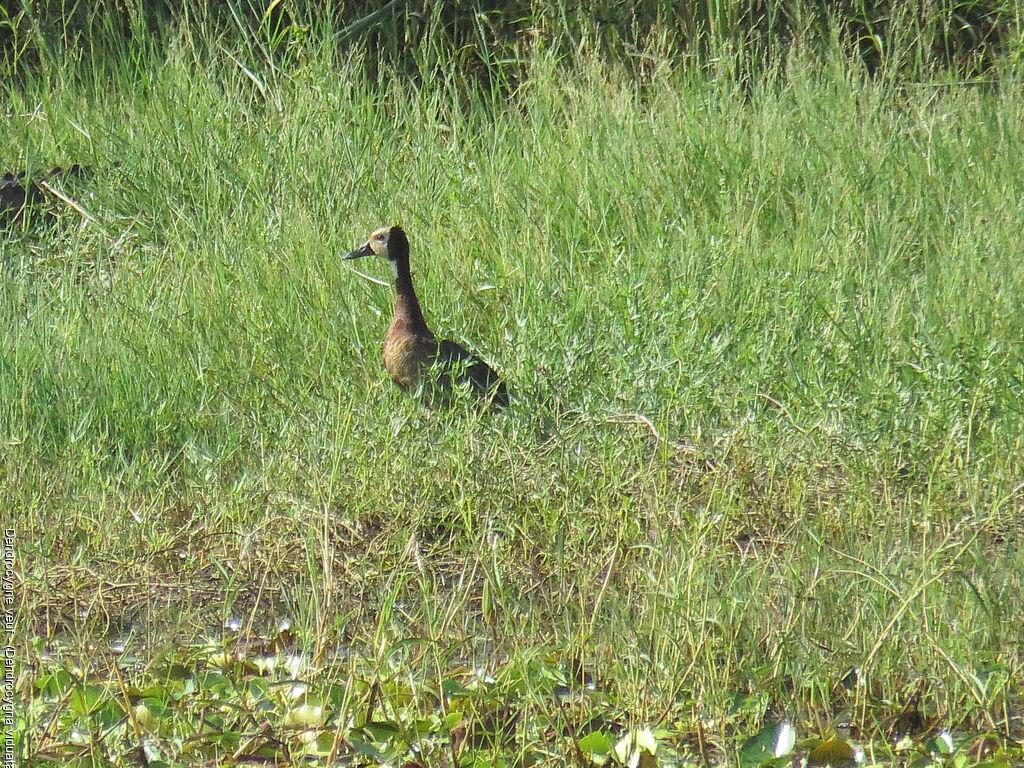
(437, 339, 510, 407)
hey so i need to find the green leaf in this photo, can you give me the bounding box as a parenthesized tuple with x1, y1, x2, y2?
(349, 735, 385, 760)
(578, 730, 614, 758)
(69, 684, 111, 716)
(37, 669, 76, 697)
(635, 728, 658, 755)
(206, 651, 235, 670)
(224, 731, 244, 750)
(136, 684, 170, 701)
(443, 677, 471, 696)
(199, 672, 235, 698)
(739, 721, 797, 768)
(441, 710, 464, 732)
(927, 731, 955, 756)
(363, 720, 401, 742)
(135, 698, 172, 732)
(284, 702, 327, 727)
(615, 728, 660, 767)
(166, 663, 192, 681)
(91, 699, 125, 729)
(808, 737, 858, 767)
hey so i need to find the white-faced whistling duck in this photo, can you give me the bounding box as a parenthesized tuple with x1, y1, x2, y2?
(343, 225, 510, 409)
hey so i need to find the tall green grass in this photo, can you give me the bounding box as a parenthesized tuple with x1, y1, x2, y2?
(5, 0, 1020, 81)
(5, 17, 1023, 751)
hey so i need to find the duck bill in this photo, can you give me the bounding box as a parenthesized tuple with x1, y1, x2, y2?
(343, 242, 373, 260)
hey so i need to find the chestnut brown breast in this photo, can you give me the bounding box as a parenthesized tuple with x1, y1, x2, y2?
(383, 319, 437, 392)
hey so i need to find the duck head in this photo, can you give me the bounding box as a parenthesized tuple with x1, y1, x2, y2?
(343, 225, 409, 262)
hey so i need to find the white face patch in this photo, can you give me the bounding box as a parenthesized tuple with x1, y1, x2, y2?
(368, 227, 391, 258)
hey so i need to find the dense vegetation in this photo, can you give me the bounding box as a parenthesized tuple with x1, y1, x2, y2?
(4, 3, 1023, 766)
(3, 0, 1022, 80)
